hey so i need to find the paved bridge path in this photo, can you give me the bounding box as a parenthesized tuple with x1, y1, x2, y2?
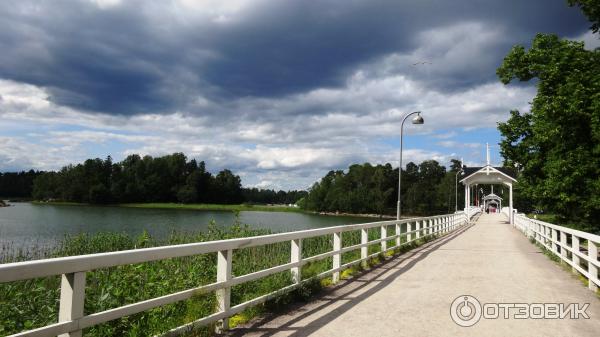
(229, 213, 600, 337)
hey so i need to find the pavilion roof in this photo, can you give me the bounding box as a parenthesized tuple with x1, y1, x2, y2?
(483, 193, 503, 200)
(459, 165, 517, 184)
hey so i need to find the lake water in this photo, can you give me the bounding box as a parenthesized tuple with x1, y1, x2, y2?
(0, 202, 373, 250)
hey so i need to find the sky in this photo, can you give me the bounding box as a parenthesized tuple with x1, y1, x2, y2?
(0, 0, 598, 190)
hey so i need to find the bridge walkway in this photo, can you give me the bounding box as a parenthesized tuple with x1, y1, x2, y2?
(228, 213, 600, 337)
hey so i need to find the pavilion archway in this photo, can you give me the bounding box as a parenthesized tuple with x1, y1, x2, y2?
(459, 144, 517, 224)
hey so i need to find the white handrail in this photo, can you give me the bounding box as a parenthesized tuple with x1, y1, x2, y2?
(1, 212, 468, 337)
(511, 213, 600, 293)
(465, 206, 481, 220)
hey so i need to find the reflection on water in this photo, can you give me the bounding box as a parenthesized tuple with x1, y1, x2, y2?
(0, 202, 372, 250)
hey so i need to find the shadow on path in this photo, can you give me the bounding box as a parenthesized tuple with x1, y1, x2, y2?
(227, 223, 476, 337)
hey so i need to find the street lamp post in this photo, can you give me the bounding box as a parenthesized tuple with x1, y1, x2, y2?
(455, 168, 464, 212)
(397, 111, 424, 220)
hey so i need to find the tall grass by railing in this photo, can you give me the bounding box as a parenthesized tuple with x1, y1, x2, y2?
(0, 214, 466, 337)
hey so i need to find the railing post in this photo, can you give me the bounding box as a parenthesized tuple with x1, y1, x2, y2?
(216, 249, 232, 332)
(571, 235, 580, 274)
(588, 240, 598, 292)
(406, 221, 412, 242)
(541, 226, 546, 246)
(381, 225, 387, 252)
(415, 220, 421, 239)
(560, 231, 568, 263)
(551, 229, 558, 254)
(395, 222, 401, 247)
(58, 272, 86, 337)
(541, 224, 545, 242)
(361, 228, 368, 268)
(291, 239, 302, 284)
(333, 232, 341, 283)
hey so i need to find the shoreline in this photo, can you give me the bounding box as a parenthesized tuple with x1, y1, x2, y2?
(27, 201, 403, 219)
(30, 201, 306, 213)
(315, 211, 419, 219)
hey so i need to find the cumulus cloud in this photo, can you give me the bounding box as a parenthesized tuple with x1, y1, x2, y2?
(0, 75, 534, 188)
(0, 0, 588, 114)
(0, 0, 592, 188)
(571, 30, 600, 50)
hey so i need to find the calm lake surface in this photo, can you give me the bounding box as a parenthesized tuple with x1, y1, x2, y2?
(0, 202, 373, 250)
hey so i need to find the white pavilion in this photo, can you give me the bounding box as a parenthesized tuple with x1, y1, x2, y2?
(459, 144, 517, 224)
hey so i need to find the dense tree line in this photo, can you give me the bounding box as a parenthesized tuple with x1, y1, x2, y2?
(496, 0, 600, 229)
(242, 188, 307, 205)
(0, 170, 44, 198)
(301, 159, 465, 216)
(19, 153, 303, 205)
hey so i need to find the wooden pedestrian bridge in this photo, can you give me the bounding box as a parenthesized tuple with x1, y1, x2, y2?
(1, 208, 600, 337)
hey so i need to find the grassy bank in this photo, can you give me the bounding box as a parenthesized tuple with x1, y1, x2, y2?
(525, 213, 599, 234)
(119, 203, 304, 213)
(30, 201, 304, 213)
(0, 220, 438, 336)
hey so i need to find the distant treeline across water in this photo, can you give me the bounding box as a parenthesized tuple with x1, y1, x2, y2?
(0, 153, 306, 205)
(300, 160, 472, 216)
(2, 154, 515, 218)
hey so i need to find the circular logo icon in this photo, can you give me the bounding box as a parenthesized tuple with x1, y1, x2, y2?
(450, 295, 482, 327)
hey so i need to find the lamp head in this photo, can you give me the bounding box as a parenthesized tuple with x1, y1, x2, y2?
(412, 112, 424, 124)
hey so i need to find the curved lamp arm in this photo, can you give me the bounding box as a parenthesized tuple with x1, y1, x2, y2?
(397, 111, 423, 220)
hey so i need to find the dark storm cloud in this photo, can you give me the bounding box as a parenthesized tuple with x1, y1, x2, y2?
(0, 0, 590, 115)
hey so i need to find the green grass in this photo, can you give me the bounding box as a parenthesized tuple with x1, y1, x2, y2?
(526, 213, 599, 234)
(119, 203, 304, 213)
(0, 221, 447, 336)
(526, 213, 558, 224)
(30, 201, 304, 213)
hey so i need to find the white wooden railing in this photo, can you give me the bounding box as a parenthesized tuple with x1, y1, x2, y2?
(465, 206, 481, 220)
(511, 213, 600, 292)
(0, 212, 468, 337)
